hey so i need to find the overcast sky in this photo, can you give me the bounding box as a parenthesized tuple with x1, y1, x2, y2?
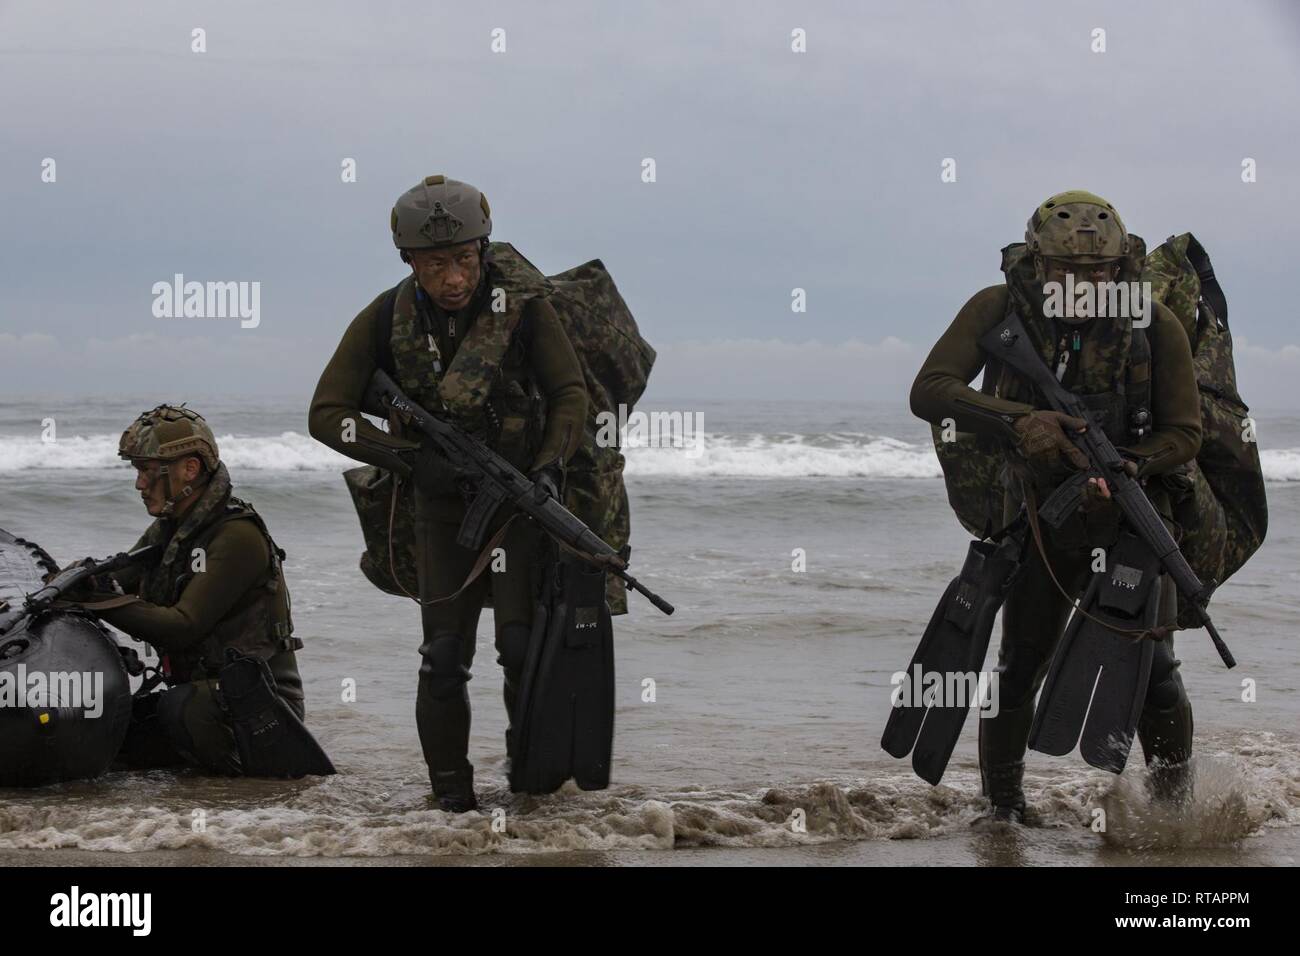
(2, 0, 1298, 405)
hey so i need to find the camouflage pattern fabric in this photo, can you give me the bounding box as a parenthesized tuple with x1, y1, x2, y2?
(1142, 236, 1201, 342)
(389, 248, 547, 431)
(998, 241, 1137, 403)
(118, 404, 221, 471)
(344, 464, 419, 597)
(566, 440, 631, 613)
(1143, 235, 1267, 624)
(545, 253, 655, 614)
(931, 424, 1007, 538)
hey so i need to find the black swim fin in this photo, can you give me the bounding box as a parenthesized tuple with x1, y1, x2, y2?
(882, 533, 1022, 785)
(217, 651, 336, 778)
(509, 552, 614, 795)
(1028, 531, 1158, 773)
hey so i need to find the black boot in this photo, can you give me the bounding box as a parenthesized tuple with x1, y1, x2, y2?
(1138, 698, 1194, 805)
(976, 699, 1035, 825)
(979, 763, 1027, 824)
(430, 766, 478, 813)
(1146, 758, 1193, 805)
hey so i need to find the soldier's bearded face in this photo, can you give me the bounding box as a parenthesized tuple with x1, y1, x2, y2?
(409, 242, 482, 311)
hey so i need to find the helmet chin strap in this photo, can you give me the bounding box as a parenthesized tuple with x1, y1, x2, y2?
(153, 462, 210, 517)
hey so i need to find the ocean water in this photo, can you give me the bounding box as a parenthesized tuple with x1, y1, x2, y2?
(0, 397, 1296, 865)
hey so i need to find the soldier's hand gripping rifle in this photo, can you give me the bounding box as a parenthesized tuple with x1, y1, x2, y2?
(979, 312, 1234, 668)
(1, 545, 162, 636)
(362, 368, 674, 616)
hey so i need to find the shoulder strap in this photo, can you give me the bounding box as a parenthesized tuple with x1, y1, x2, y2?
(1178, 233, 1229, 329)
(225, 500, 286, 561)
(980, 285, 1022, 399)
(1125, 324, 1151, 417)
(979, 360, 1001, 396)
(512, 294, 544, 351)
(373, 285, 400, 374)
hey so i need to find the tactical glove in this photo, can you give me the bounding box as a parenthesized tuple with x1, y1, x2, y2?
(529, 462, 563, 504)
(1012, 411, 1090, 471)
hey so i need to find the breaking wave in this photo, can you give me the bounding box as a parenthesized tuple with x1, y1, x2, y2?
(0, 433, 1296, 482)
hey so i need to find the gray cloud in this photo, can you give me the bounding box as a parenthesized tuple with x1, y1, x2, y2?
(1, 0, 1298, 401)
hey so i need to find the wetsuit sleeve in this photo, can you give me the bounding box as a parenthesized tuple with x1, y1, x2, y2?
(308, 291, 420, 475)
(97, 521, 270, 654)
(910, 285, 1037, 439)
(1118, 303, 1202, 476)
(523, 297, 588, 471)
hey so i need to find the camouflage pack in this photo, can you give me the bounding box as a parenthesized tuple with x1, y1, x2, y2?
(1143, 234, 1267, 620)
(346, 243, 656, 615)
(934, 234, 1267, 622)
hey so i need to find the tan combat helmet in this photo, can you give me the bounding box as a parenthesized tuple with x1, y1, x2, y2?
(390, 175, 492, 253)
(1026, 190, 1130, 263)
(119, 404, 220, 470)
(119, 405, 219, 515)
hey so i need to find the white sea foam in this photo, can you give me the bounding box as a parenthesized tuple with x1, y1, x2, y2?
(625, 434, 942, 478)
(0, 433, 352, 473)
(1, 432, 1298, 481)
(1259, 447, 1300, 482)
(0, 744, 1285, 856)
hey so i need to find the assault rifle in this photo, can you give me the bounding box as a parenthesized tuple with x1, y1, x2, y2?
(362, 368, 674, 616)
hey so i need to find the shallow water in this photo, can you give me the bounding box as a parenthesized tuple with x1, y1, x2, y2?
(1, 397, 1296, 865)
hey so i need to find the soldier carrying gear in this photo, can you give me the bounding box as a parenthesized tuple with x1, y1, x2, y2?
(909, 190, 1203, 823)
(311, 174, 590, 812)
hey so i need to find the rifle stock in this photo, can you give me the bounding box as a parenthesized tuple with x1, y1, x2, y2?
(979, 313, 1234, 668)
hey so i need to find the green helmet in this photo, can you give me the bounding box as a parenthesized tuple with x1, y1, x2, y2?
(1026, 190, 1130, 263)
(390, 175, 492, 251)
(118, 405, 220, 471)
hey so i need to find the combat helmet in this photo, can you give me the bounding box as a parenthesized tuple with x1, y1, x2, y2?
(391, 175, 492, 254)
(119, 405, 219, 515)
(1026, 190, 1130, 263)
(119, 404, 220, 471)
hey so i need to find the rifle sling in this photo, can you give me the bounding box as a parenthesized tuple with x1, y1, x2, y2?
(52, 594, 146, 612)
(1022, 481, 1174, 643)
(387, 473, 521, 608)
